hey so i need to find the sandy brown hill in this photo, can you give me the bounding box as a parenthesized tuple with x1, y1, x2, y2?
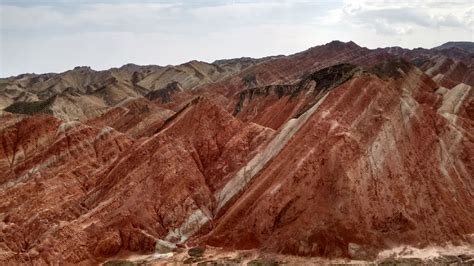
(1, 59, 260, 121)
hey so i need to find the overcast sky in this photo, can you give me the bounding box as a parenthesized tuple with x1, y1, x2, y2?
(1, 0, 473, 77)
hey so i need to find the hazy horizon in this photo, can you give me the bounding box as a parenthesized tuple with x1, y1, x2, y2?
(1, 0, 473, 77)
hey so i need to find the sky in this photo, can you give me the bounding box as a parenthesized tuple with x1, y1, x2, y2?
(0, 0, 473, 77)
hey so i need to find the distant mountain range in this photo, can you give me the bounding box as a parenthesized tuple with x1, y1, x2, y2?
(433, 41, 474, 53)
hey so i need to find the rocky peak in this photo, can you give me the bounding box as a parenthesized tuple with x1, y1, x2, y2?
(73, 66, 93, 72)
(324, 40, 361, 50)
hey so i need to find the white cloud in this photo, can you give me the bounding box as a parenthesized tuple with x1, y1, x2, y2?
(330, 0, 474, 35)
(1, 5, 64, 30)
(0, 3, 178, 31)
(191, 2, 291, 21)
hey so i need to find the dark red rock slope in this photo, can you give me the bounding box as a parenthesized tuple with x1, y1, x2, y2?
(197, 61, 473, 258)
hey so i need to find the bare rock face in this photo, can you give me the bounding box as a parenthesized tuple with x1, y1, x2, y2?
(197, 60, 474, 258)
(85, 97, 175, 138)
(0, 41, 473, 264)
(0, 94, 272, 264)
(233, 63, 358, 129)
(94, 231, 122, 256)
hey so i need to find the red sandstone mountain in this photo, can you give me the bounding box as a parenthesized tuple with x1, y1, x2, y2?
(0, 41, 473, 264)
(198, 60, 473, 257)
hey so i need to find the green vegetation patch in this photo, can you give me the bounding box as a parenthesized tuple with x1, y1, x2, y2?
(188, 246, 206, 257)
(103, 259, 136, 266)
(4, 96, 55, 115)
(247, 258, 279, 266)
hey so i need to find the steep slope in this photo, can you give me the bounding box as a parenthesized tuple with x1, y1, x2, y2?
(156, 96, 274, 192)
(381, 44, 474, 88)
(195, 60, 473, 258)
(0, 97, 273, 264)
(421, 55, 474, 88)
(233, 64, 359, 129)
(0, 116, 136, 264)
(86, 97, 175, 138)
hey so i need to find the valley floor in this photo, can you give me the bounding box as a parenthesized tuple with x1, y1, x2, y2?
(104, 243, 474, 265)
